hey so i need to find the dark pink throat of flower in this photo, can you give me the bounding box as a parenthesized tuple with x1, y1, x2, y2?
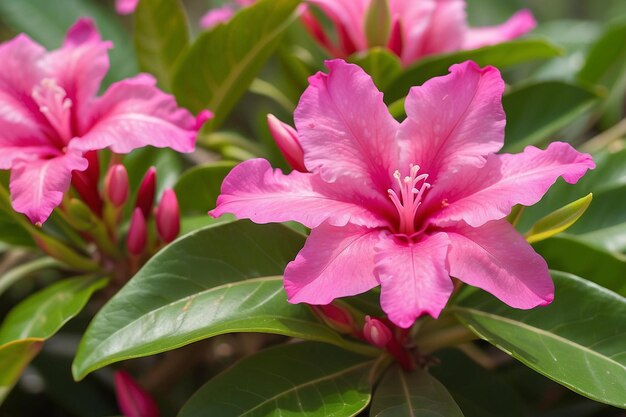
(32, 78, 74, 149)
(387, 164, 430, 237)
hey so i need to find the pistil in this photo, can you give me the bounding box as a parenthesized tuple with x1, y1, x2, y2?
(387, 164, 430, 235)
(32, 78, 73, 146)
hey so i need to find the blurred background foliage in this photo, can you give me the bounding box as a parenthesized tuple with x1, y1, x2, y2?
(0, 0, 625, 416)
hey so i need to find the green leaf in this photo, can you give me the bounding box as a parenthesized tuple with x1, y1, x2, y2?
(179, 342, 379, 417)
(385, 39, 562, 103)
(349, 48, 403, 91)
(430, 349, 525, 417)
(72, 221, 376, 380)
(501, 81, 599, 153)
(173, 161, 237, 215)
(172, 0, 301, 129)
(0, 0, 137, 85)
(0, 258, 62, 297)
(133, 0, 189, 90)
(0, 339, 43, 404)
(370, 365, 464, 417)
(0, 277, 107, 344)
(525, 193, 593, 244)
(453, 271, 626, 408)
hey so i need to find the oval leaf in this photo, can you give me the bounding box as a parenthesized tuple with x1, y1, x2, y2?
(172, 0, 301, 129)
(370, 365, 464, 417)
(72, 221, 375, 380)
(525, 193, 593, 244)
(0, 339, 43, 404)
(179, 342, 378, 417)
(453, 271, 626, 408)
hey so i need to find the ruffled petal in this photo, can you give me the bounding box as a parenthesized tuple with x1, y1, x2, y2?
(72, 74, 198, 154)
(10, 150, 88, 224)
(285, 223, 382, 304)
(447, 220, 553, 308)
(375, 232, 451, 328)
(399, 61, 505, 182)
(464, 10, 536, 50)
(427, 142, 595, 228)
(295, 60, 400, 202)
(210, 158, 389, 229)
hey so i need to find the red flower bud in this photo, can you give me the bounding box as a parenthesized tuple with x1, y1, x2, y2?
(105, 164, 129, 207)
(114, 370, 160, 417)
(267, 114, 306, 172)
(311, 303, 354, 334)
(127, 208, 147, 256)
(156, 189, 180, 243)
(135, 167, 156, 219)
(363, 315, 392, 348)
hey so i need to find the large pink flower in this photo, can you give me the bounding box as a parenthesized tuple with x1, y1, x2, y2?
(0, 19, 207, 224)
(303, 0, 536, 66)
(211, 60, 594, 328)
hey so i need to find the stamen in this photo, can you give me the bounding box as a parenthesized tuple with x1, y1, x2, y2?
(387, 164, 430, 235)
(32, 78, 73, 145)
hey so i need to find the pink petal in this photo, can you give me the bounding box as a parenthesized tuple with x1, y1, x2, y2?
(375, 232, 452, 328)
(398, 61, 505, 181)
(45, 19, 111, 121)
(306, 0, 369, 53)
(72, 74, 197, 154)
(10, 150, 88, 224)
(285, 223, 382, 304)
(464, 10, 537, 50)
(295, 60, 400, 201)
(200, 6, 235, 29)
(116, 0, 139, 15)
(428, 142, 595, 228)
(210, 158, 389, 229)
(447, 220, 553, 308)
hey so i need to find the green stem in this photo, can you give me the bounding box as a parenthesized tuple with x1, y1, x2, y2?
(0, 257, 63, 297)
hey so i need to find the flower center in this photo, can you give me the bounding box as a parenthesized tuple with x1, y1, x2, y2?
(387, 164, 430, 236)
(32, 78, 73, 146)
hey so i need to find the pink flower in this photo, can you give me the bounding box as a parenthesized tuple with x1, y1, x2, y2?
(200, 0, 258, 29)
(0, 19, 207, 224)
(303, 0, 536, 66)
(116, 0, 139, 15)
(211, 60, 594, 328)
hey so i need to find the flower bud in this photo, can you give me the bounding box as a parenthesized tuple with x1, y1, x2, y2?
(105, 164, 129, 207)
(311, 303, 354, 334)
(363, 316, 392, 348)
(114, 370, 160, 417)
(267, 114, 306, 172)
(127, 208, 147, 256)
(387, 19, 403, 56)
(135, 167, 156, 219)
(156, 189, 180, 243)
(365, 0, 391, 47)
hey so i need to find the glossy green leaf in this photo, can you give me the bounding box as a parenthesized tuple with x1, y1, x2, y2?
(453, 271, 626, 408)
(173, 161, 237, 215)
(430, 349, 525, 417)
(0, 339, 43, 404)
(73, 221, 376, 380)
(370, 365, 464, 417)
(172, 0, 301, 129)
(179, 342, 379, 417)
(0, 277, 107, 344)
(525, 193, 593, 244)
(0, 0, 137, 85)
(349, 48, 403, 91)
(133, 0, 189, 90)
(385, 39, 562, 103)
(501, 81, 599, 153)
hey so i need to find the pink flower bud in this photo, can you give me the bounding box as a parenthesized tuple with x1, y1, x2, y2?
(387, 19, 403, 56)
(114, 370, 160, 417)
(363, 316, 392, 348)
(156, 189, 180, 243)
(267, 114, 306, 172)
(311, 304, 354, 334)
(135, 167, 156, 219)
(127, 208, 147, 256)
(105, 164, 129, 207)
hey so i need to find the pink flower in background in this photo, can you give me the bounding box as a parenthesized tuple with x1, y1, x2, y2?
(0, 19, 209, 224)
(200, 0, 258, 29)
(116, 0, 139, 15)
(303, 0, 536, 66)
(211, 60, 594, 328)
